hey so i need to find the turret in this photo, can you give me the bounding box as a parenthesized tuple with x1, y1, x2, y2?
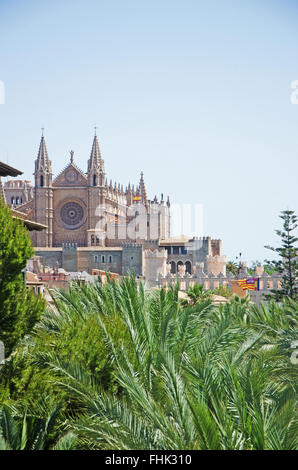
(87, 131, 105, 187)
(33, 131, 53, 247)
(34, 131, 52, 187)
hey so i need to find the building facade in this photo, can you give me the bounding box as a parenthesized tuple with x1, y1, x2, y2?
(5, 133, 226, 279)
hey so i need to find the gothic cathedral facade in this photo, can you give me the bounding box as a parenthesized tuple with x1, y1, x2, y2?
(16, 132, 171, 249)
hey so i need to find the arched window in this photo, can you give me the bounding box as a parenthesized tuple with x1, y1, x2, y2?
(185, 261, 192, 274)
(102, 255, 105, 263)
(177, 261, 184, 273)
(93, 174, 97, 186)
(91, 235, 95, 246)
(11, 197, 14, 205)
(170, 261, 176, 274)
(94, 255, 98, 262)
(16, 197, 19, 205)
(40, 175, 44, 187)
(109, 255, 112, 263)
(96, 237, 99, 246)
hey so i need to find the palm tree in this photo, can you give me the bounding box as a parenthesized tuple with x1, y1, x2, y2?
(0, 402, 76, 450)
(32, 276, 298, 450)
(181, 283, 212, 306)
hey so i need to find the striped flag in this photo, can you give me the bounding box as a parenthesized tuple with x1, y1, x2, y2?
(237, 278, 260, 291)
(133, 195, 142, 203)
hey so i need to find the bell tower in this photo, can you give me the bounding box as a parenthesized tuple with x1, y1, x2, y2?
(33, 130, 53, 246)
(87, 131, 106, 246)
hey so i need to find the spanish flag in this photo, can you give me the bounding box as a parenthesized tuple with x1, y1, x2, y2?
(133, 195, 142, 202)
(237, 278, 260, 291)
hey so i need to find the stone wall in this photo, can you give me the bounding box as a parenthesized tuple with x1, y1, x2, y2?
(77, 247, 123, 274)
(143, 248, 167, 284)
(122, 244, 143, 276)
(34, 248, 62, 270)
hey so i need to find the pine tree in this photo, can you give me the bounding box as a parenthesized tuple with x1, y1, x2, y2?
(265, 209, 298, 301)
(0, 198, 45, 356)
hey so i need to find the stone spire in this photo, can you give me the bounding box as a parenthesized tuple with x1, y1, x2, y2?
(87, 133, 104, 172)
(34, 132, 52, 187)
(35, 133, 52, 173)
(139, 171, 148, 207)
(87, 132, 105, 187)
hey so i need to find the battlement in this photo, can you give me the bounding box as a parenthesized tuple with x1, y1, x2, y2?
(62, 242, 78, 250)
(144, 248, 167, 258)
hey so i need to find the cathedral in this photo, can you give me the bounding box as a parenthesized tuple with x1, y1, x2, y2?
(11, 131, 170, 249)
(4, 132, 226, 280)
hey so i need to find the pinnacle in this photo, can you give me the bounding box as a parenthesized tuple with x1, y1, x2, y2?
(35, 133, 52, 173)
(88, 133, 103, 172)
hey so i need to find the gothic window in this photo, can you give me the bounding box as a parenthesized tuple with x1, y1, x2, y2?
(11, 197, 14, 205)
(185, 261, 192, 274)
(170, 261, 176, 274)
(109, 255, 112, 263)
(177, 261, 184, 272)
(91, 235, 95, 246)
(40, 175, 44, 187)
(93, 174, 97, 186)
(96, 237, 99, 246)
(102, 255, 105, 263)
(16, 197, 19, 205)
(94, 255, 98, 262)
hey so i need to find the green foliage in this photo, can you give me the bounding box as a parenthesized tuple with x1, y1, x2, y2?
(0, 401, 76, 450)
(181, 283, 212, 306)
(265, 209, 298, 301)
(0, 198, 45, 356)
(213, 284, 233, 299)
(0, 275, 297, 450)
(226, 261, 238, 276)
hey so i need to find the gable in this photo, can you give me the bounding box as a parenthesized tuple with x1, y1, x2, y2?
(53, 163, 87, 187)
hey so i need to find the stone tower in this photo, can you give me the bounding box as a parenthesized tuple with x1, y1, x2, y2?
(87, 132, 106, 246)
(33, 132, 53, 247)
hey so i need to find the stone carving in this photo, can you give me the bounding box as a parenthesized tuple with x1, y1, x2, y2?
(60, 202, 84, 227)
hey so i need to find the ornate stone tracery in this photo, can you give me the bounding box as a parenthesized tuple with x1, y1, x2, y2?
(60, 201, 84, 228)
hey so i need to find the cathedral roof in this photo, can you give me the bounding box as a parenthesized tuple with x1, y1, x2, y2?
(53, 154, 87, 187)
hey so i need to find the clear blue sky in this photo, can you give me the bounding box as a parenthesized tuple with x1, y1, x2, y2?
(0, 0, 297, 264)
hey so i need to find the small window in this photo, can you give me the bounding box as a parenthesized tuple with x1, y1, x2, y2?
(102, 255, 105, 263)
(40, 175, 44, 187)
(93, 174, 97, 186)
(94, 255, 98, 262)
(109, 255, 112, 263)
